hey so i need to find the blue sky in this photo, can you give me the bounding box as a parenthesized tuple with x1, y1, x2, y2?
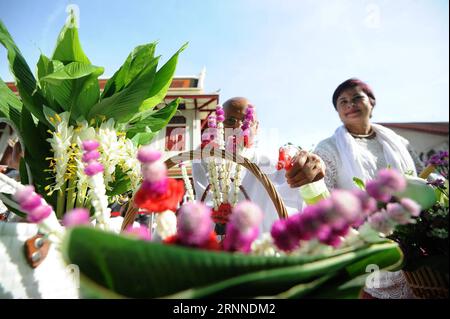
(1, 0, 448, 150)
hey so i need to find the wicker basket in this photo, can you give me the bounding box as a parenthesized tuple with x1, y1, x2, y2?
(121, 149, 289, 230)
(403, 267, 449, 299)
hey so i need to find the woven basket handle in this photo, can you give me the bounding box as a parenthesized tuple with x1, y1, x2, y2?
(121, 149, 289, 231)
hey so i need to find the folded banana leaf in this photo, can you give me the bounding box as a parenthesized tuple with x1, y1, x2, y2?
(62, 227, 402, 299)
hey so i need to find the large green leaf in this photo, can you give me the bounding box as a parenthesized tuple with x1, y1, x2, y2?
(87, 56, 160, 123)
(137, 43, 188, 114)
(0, 20, 48, 124)
(127, 98, 180, 138)
(0, 77, 22, 127)
(101, 43, 157, 99)
(63, 227, 402, 299)
(40, 62, 103, 120)
(51, 9, 90, 65)
(36, 55, 64, 112)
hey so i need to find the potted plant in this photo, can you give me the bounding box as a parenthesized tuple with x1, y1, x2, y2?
(390, 150, 449, 298)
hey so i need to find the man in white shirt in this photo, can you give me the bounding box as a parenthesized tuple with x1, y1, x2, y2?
(192, 97, 324, 233)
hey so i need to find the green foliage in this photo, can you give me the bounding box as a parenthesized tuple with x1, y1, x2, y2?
(0, 9, 184, 211)
(63, 227, 402, 299)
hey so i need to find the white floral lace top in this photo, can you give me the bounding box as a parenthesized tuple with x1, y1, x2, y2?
(314, 132, 424, 299)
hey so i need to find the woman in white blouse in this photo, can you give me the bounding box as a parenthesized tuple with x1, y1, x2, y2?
(287, 78, 424, 299)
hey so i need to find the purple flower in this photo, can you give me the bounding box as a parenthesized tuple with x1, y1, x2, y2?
(137, 147, 162, 163)
(82, 150, 100, 163)
(84, 162, 104, 176)
(321, 234, 342, 248)
(63, 208, 90, 227)
(368, 211, 395, 235)
(427, 151, 449, 166)
(82, 140, 100, 152)
(216, 115, 225, 122)
(399, 198, 421, 217)
(215, 107, 224, 116)
(351, 189, 378, 227)
(28, 205, 52, 223)
(428, 178, 445, 188)
(124, 225, 151, 241)
(223, 224, 259, 253)
(365, 180, 392, 202)
(271, 219, 300, 252)
(386, 203, 413, 225)
(299, 202, 333, 240)
(177, 202, 213, 246)
(207, 115, 217, 128)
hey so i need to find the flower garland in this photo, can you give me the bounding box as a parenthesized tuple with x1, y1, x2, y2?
(82, 140, 110, 230)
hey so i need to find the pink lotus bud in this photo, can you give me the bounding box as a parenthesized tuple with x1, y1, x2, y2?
(20, 194, 43, 211)
(142, 161, 168, 183)
(82, 140, 100, 151)
(400, 198, 421, 217)
(137, 147, 162, 163)
(377, 169, 406, 193)
(28, 205, 52, 223)
(177, 202, 213, 246)
(14, 185, 35, 203)
(368, 211, 395, 235)
(82, 150, 100, 163)
(63, 208, 90, 227)
(229, 201, 263, 233)
(386, 203, 413, 225)
(366, 180, 392, 202)
(84, 162, 104, 176)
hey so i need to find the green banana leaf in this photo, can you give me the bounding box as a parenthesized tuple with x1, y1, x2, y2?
(87, 56, 160, 123)
(40, 62, 104, 120)
(0, 77, 22, 127)
(51, 10, 90, 65)
(63, 227, 402, 299)
(36, 54, 64, 112)
(126, 98, 180, 140)
(137, 43, 188, 114)
(0, 20, 49, 124)
(101, 43, 157, 99)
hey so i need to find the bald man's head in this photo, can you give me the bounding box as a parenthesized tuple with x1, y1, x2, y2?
(222, 97, 256, 129)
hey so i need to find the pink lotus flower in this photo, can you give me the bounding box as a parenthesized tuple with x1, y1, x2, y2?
(13, 185, 35, 203)
(20, 194, 42, 211)
(63, 208, 90, 227)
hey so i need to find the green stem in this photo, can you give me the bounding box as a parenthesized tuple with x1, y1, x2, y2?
(75, 184, 87, 208)
(56, 182, 67, 220)
(65, 177, 76, 212)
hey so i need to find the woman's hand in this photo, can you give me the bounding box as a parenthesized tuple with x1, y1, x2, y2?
(285, 150, 325, 188)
